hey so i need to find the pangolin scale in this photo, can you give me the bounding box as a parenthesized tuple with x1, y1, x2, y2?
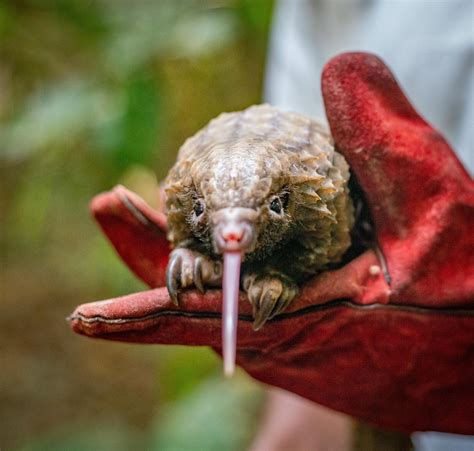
(165, 104, 354, 329)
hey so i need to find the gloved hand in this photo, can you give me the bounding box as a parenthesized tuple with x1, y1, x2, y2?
(69, 53, 474, 434)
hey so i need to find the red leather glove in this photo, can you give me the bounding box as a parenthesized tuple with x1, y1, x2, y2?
(69, 53, 474, 434)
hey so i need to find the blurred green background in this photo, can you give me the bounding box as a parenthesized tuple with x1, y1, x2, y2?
(1, 1, 273, 449)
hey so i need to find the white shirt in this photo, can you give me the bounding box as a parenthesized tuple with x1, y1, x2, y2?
(265, 0, 473, 172)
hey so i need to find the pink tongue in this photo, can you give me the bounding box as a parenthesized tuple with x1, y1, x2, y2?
(222, 251, 242, 376)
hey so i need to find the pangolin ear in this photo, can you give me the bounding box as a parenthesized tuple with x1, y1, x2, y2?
(90, 185, 170, 288)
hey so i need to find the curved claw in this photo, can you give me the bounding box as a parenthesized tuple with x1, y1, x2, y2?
(166, 253, 182, 305)
(253, 291, 278, 331)
(245, 272, 298, 331)
(269, 285, 298, 321)
(193, 257, 205, 294)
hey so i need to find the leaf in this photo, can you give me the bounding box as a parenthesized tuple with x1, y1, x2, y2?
(0, 80, 120, 162)
(151, 374, 263, 451)
(96, 72, 163, 172)
(170, 9, 239, 59)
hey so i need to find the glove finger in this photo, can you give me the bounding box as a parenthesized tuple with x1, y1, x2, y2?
(68, 251, 388, 345)
(68, 287, 266, 347)
(91, 185, 170, 288)
(322, 52, 471, 242)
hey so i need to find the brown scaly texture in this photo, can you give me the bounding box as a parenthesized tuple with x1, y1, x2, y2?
(165, 104, 354, 281)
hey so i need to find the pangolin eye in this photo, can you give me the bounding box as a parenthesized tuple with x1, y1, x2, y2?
(269, 197, 283, 214)
(193, 200, 205, 217)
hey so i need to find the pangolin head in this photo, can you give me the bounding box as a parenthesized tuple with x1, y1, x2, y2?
(166, 137, 295, 261)
(165, 104, 353, 265)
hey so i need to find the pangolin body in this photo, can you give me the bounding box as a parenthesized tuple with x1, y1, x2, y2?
(165, 104, 354, 329)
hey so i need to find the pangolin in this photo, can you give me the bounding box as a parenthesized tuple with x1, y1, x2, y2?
(165, 105, 354, 370)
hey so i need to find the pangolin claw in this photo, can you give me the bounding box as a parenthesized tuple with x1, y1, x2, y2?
(253, 291, 277, 331)
(166, 249, 222, 303)
(193, 257, 205, 293)
(166, 252, 182, 306)
(244, 271, 298, 331)
(269, 289, 295, 321)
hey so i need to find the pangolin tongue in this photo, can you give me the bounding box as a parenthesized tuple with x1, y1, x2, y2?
(222, 251, 242, 376)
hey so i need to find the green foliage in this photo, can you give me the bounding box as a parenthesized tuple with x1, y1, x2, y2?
(151, 374, 263, 451)
(1, 79, 113, 161)
(155, 346, 220, 402)
(103, 72, 163, 171)
(1, 1, 273, 449)
(16, 426, 142, 451)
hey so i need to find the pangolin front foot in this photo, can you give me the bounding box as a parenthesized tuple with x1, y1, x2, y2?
(242, 270, 298, 330)
(166, 248, 222, 305)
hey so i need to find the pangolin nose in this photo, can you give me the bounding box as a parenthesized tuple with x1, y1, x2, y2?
(214, 221, 255, 253)
(213, 208, 258, 254)
(221, 225, 244, 243)
(217, 223, 251, 252)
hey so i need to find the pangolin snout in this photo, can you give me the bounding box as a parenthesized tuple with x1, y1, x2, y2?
(212, 207, 258, 253)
